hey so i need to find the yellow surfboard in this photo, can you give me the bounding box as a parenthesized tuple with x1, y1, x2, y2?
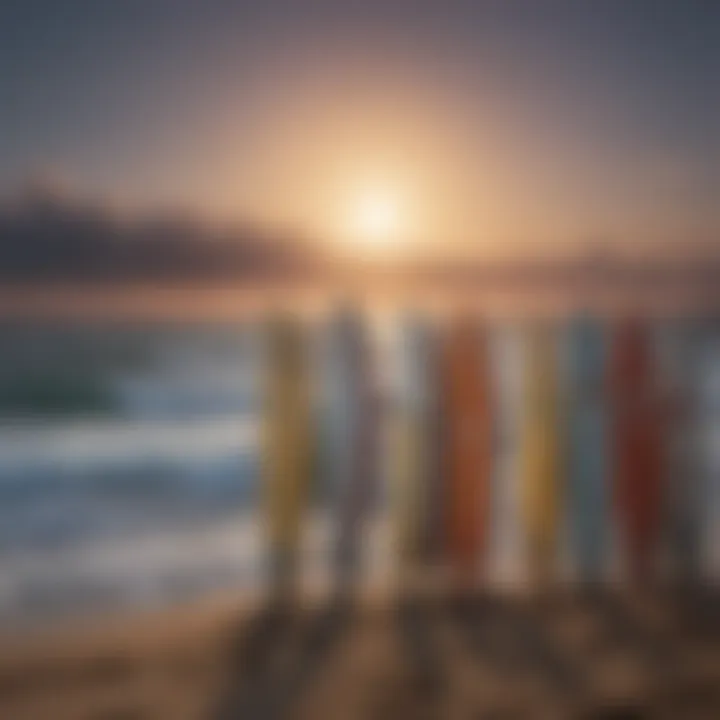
(261, 314, 312, 593)
(520, 324, 563, 586)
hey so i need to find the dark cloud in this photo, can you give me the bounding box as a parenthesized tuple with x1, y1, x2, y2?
(0, 185, 320, 283)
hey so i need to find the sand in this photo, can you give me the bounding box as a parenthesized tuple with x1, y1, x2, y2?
(1, 588, 719, 719)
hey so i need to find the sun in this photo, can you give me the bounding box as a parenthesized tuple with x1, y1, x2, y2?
(346, 189, 402, 250)
(323, 176, 414, 258)
(354, 193, 398, 242)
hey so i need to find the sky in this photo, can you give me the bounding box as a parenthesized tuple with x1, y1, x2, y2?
(1, 0, 718, 261)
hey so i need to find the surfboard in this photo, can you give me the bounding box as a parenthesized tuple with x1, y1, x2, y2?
(322, 306, 378, 589)
(520, 323, 562, 586)
(489, 324, 525, 587)
(392, 315, 438, 576)
(421, 323, 445, 568)
(609, 319, 665, 585)
(391, 315, 448, 695)
(695, 317, 720, 582)
(261, 313, 312, 596)
(441, 315, 494, 585)
(656, 317, 707, 585)
(565, 315, 609, 584)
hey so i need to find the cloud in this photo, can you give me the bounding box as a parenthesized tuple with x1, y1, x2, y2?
(0, 184, 320, 283)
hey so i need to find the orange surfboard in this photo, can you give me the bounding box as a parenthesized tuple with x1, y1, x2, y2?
(441, 316, 494, 584)
(609, 320, 666, 584)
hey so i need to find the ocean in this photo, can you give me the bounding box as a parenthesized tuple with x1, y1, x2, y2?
(0, 321, 270, 627)
(1, 318, 718, 629)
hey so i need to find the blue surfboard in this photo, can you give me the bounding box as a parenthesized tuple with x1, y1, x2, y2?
(565, 315, 609, 584)
(321, 306, 378, 589)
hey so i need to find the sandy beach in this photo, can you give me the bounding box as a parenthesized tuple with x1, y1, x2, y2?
(1, 587, 719, 720)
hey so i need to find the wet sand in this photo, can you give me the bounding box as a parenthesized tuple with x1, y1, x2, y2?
(1, 588, 719, 719)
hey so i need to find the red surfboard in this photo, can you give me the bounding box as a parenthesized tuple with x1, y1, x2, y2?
(609, 319, 666, 584)
(441, 316, 494, 585)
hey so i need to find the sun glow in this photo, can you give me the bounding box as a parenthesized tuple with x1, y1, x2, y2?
(333, 185, 410, 258)
(354, 192, 400, 244)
